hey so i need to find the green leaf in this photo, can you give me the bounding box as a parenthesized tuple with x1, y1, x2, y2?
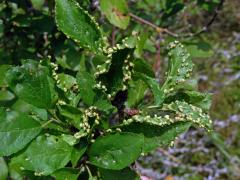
(124, 101, 211, 130)
(6, 61, 57, 109)
(58, 104, 83, 130)
(55, 0, 104, 52)
(76, 70, 96, 105)
(0, 157, 8, 180)
(162, 41, 194, 94)
(10, 135, 73, 175)
(0, 65, 11, 87)
(52, 168, 80, 180)
(120, 100, 212, 152)
(93, 93, 114, 111)
(133, 58, 155, 78)
(71, 140, 88, 167)
(96, 48, 132, 95)
(88, 132, 144, 170)
(165, 100, 212, 130)
(0, 90, 15, 101)
(99, 167, 139, 180)
(55, 40, 82, 71)
(0, 108, 5, 119)
(61, 134, 78, 146)
(122, 121, 191, 153)
(31, 0, 45, 10)
(134, 72, 164, 106)
(134, 34, 148, 58)
(127, 79, 147, 107)
(182, 91, 212, 112)
(11, 99, 48, 121)
(184, 40, 213, 58)
(57, 73, 77, 91)
(0, 111, 42, 156)
(76, 59, 113, 111)
(100, 0, 130, 29)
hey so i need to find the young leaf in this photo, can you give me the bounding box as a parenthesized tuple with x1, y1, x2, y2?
(127, 79, 147, 107)
(122, 121, 191, 153)
(55, 39, 83, 71)
(133, 58, 155, 78)
(57, 73, 77, 91)
(134, 72, 164, 106)
(162, 41, 194, 94)
(182, 91, 212, 112)
(164, 100, 212, 130)
(6, 61, 57, 109)
(76, 71, 113, 111)
(77, 70, 96, 105)
(96, 48, 133, 95)
(184, 40, 214, 58)
(88, 132, 144, 170)
(58, 104, 83, 130)
(0, 111, 42, 156)
(55, 0, 104, 52)
(100, 0, 130, 29)
(10, 135, 73, 175)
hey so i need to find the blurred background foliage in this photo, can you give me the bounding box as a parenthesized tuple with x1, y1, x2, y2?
(0, 0, 239, 179)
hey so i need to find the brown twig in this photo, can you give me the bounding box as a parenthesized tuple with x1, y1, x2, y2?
(181, 0, 225, 37)
(129, 13, 178, 37)
(129, 0, 225, 38)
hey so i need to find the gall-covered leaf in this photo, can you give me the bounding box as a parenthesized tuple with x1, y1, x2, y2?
(55, 0, 104, 52)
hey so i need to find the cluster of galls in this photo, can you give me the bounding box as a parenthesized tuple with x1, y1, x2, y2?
(50, 62, 67, 91)
(176, 101, 211, 130)
(122, 113, 176, 127)
(94, 81, 107, 92)
(121, 100, 211, 132)
(164, 101, 212, 131)
(122, 55, 134, 91)
(50, 62, 66, 106)
(94, 36, 136, 99)
(74, 106, 100, 139)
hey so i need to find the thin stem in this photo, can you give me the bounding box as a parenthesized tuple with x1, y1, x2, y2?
(129, 13, 178, 37)
(41, 119, 54, 128)
(85, 165, 93, 178)
(129, 0, 225, 38)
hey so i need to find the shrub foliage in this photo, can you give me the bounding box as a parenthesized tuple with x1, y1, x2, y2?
(0, 0, 213, 179)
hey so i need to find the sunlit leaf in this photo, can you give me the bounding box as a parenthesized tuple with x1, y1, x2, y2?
(55, 0, 104, 52)
(162, 41, 194, 94)
(88, 132, 144, 170)
(6, 61, 57, 109)
(10, 135, 73, 175)
(0, 111, 41, 156)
